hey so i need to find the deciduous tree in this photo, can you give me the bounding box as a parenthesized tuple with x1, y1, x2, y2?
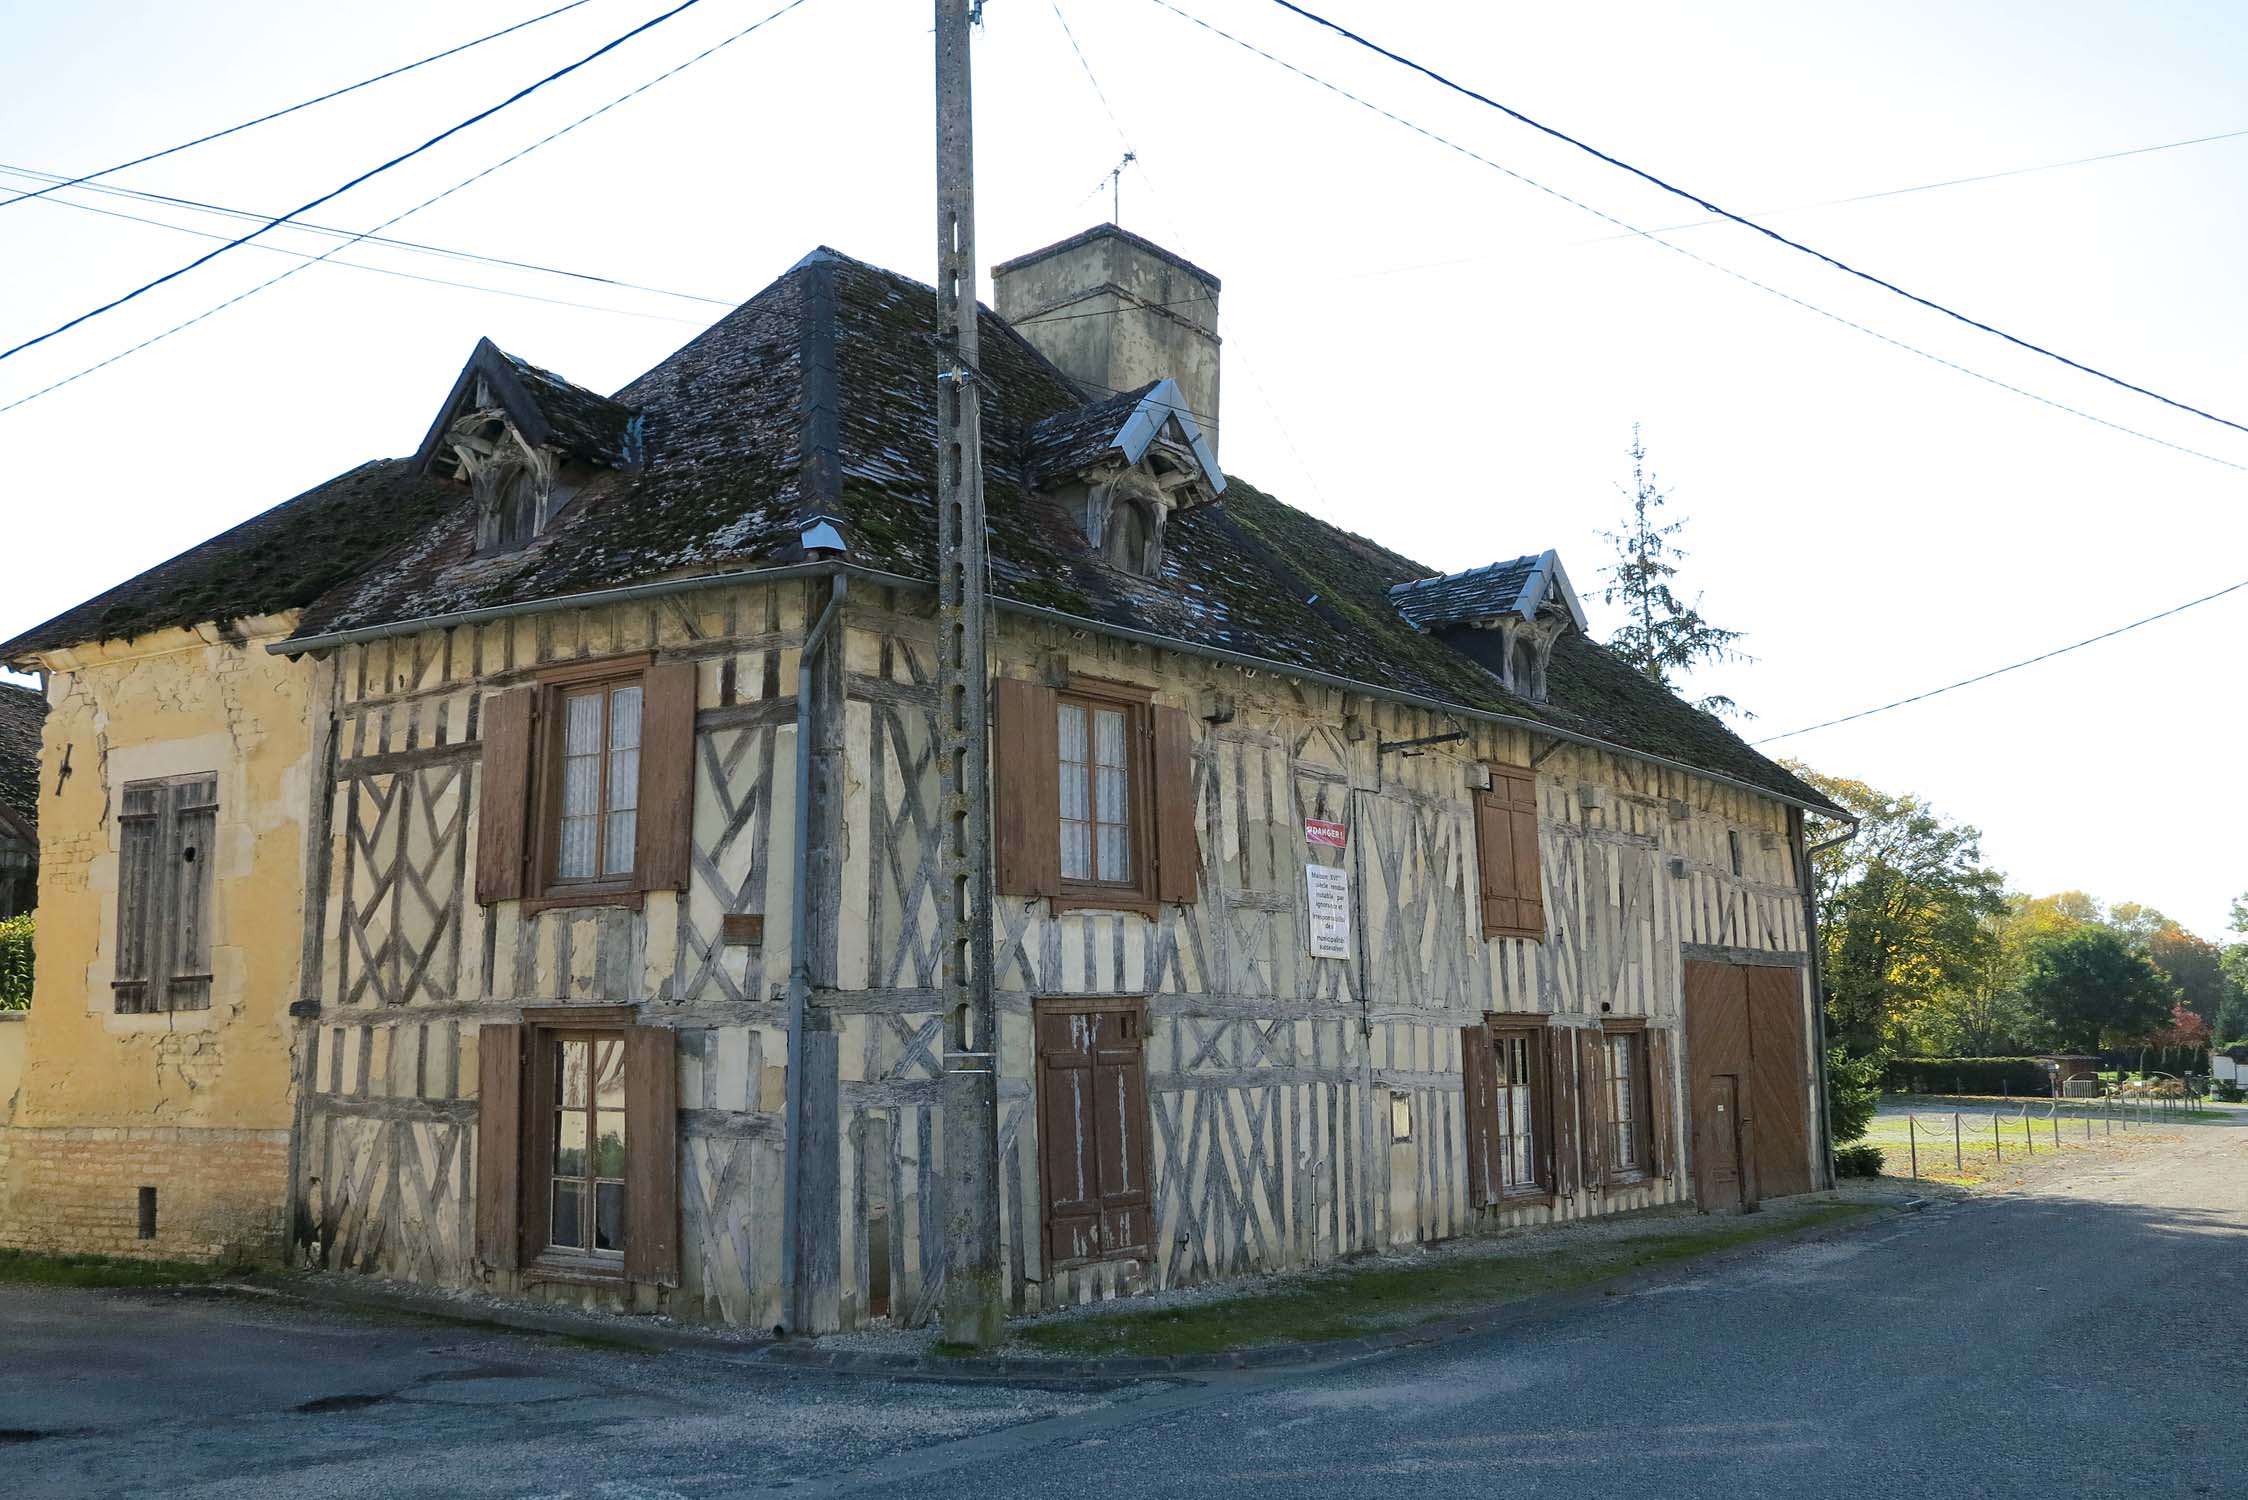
(2020, 925, 2172, 1052)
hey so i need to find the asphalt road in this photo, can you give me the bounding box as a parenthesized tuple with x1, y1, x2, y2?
(7, 1115, 2243, 1499)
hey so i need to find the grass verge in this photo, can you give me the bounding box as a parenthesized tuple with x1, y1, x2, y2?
(0, 1247, 230, 1290)
(1016, 1201, 1877, 1359)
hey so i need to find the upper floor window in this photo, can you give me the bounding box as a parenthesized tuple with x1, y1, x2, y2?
(1105, 497, 1157, 574)
(473, 657, 695, 911)
(1057, 693, 1136, 887)
(992, 676, 1199, 913)
(554, 679, 642, 885)
(114, 773, 216, 1014)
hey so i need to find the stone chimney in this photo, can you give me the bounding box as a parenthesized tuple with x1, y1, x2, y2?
(992, 225, 1222, 456)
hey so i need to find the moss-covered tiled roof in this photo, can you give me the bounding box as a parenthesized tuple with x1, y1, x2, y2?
(0, 681, 43, 830)
(0, 461, 467, 662)
(287, 248, 1830, 813)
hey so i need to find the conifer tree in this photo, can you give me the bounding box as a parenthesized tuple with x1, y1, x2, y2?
(1599, 427, 1750, 718)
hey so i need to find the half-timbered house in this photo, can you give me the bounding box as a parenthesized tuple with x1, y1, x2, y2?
(1, 223, 1846, 1329)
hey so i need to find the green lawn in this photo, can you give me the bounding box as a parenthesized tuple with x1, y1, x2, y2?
(1013, 1202, 1878, 1360)
(0, 1247, 230, 1289)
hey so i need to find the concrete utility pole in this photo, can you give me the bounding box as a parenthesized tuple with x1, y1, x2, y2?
(933, 0, 1005, 1349)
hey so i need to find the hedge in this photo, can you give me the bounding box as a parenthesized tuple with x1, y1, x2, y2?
(1881, 1056, 2052, 1097)
(0, 913, 29, 1010)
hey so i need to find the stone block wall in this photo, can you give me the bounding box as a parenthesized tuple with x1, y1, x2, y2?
(0, 1125, 288, 1263)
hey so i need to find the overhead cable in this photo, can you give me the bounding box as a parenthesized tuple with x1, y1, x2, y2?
(0, 0, 816, 417)
(1146, 0, 2248, 475)
(1753, 578, 2248, 744)
(0, 0, 716, 365)
(0, 0, 603, 213)
(1256, 0, 2248, 439)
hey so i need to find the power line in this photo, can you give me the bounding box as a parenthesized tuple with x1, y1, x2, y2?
(0, 0, 602, 214)
(1594, 124, 2248, 244)
(4, 178, 709, 326)
(0, 0, 816, 418)
(0, 0, 715, 366)
(1145, 0, 2248, 476)
(1753, 578, 2248, 745)
(0, 163, 735, 307)
(1257, 0, 2248, 441)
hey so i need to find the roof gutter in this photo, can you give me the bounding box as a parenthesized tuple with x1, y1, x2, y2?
(273, 558, 1854, 820)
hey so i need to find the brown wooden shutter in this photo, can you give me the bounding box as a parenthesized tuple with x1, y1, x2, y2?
(1151, 704, 1198, 905)
(623, 1025, 682, 1286)
(1476, 765, 1544, 940)
(1548, 1027, 1579, 1197)
(1091, 1008, 1154, 1257)
(1460, 1025, 1497, 1209)
(111, 782, 162, 1013)
(475, 1023, 526, 1269)
(1647, 1027, 1675, 1178)
(1581, 1029, 1610, 1190)
(993, 677, 1060, 898)
(475, 689, 535, 905)
(1036, 1009, 1100, 1266)
(166, 778, 218, 1013)
(635, 661, 697, 893)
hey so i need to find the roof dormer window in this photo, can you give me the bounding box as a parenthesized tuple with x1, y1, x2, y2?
(1106, 495, 1157, 575)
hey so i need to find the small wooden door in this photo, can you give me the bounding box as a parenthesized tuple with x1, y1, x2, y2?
(1694, 1074, 1745, 1212)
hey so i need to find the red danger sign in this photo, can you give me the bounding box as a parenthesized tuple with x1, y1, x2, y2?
(1304, 818, 1347, 849)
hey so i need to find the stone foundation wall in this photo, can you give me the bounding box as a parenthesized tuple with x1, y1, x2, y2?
(0, 1125, 289, 1263)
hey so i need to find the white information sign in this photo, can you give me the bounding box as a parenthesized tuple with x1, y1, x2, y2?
(1305, 863, 1351, 960)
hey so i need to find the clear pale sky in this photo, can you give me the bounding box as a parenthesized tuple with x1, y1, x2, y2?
(3, 0, 2243, 935)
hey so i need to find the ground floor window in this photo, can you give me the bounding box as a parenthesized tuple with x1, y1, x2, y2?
(541, 1033, 628, 1259)
(1598, 1024, 1653, 1180)
(1463, 1016, 1550, 1206)
(474, 1011, 677, 1286)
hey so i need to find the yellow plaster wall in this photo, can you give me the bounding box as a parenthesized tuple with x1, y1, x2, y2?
(0, 620, 317, 1259)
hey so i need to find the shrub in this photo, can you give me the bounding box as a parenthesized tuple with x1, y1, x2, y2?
(1881, 1055, 2051, 1097)
(2214, 1082, 2244, 1104)
(1826, 1045, 1883, 1144)
(1832, 1143, 1885, 1178)
(0, 913, 29, 1010)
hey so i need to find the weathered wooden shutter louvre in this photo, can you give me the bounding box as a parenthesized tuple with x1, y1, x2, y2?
(1476, 764, 1544, 940)
(1647, 1028, 1675, 1178)
(993, 677, 1060, 898)
(166, 778, 217, 1012)
(1091, 1008, 1154, 1256)
(112, 782, 163, 1013)
(1548, 1028, 1579, 1197)
(1460, 1026, 1498, 1209)
(474, 1023, 527, 1270)
(1580, 1029, 1610, 1190)
(1151, 705, 1198, 904)
(623, 1025, 681, 1286)
(475, 688, 535, 905)
(635, 661, 697, 893)
(1036, 1010, 1101, 1266)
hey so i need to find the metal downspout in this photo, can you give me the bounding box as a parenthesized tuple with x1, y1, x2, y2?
(779, 575, 846, 1333)
(1798, 816, 1858, 1189)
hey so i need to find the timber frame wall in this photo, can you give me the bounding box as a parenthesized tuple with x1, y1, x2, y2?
(292, 575, 1822, 1329)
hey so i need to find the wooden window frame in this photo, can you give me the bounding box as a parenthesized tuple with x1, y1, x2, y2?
(1484, 1015, 1554, 1202)
(1053, 678, 1159, 916)
(1033, 994, 1154, 1271)
(527, 655, 653, 912)
(112, 772, 218, 1016)
(1596, 1020, 1655, 1185)
(519, 1005, 636, 1281)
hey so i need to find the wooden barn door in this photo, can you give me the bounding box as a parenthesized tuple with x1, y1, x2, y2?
(1683, 961, 1751, 1212)
(1745, 966, 1814, 1198)
(1683, 958, 1815, 1210)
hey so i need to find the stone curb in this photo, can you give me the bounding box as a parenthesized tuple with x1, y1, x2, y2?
(233, 1197, 1911, 1381)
